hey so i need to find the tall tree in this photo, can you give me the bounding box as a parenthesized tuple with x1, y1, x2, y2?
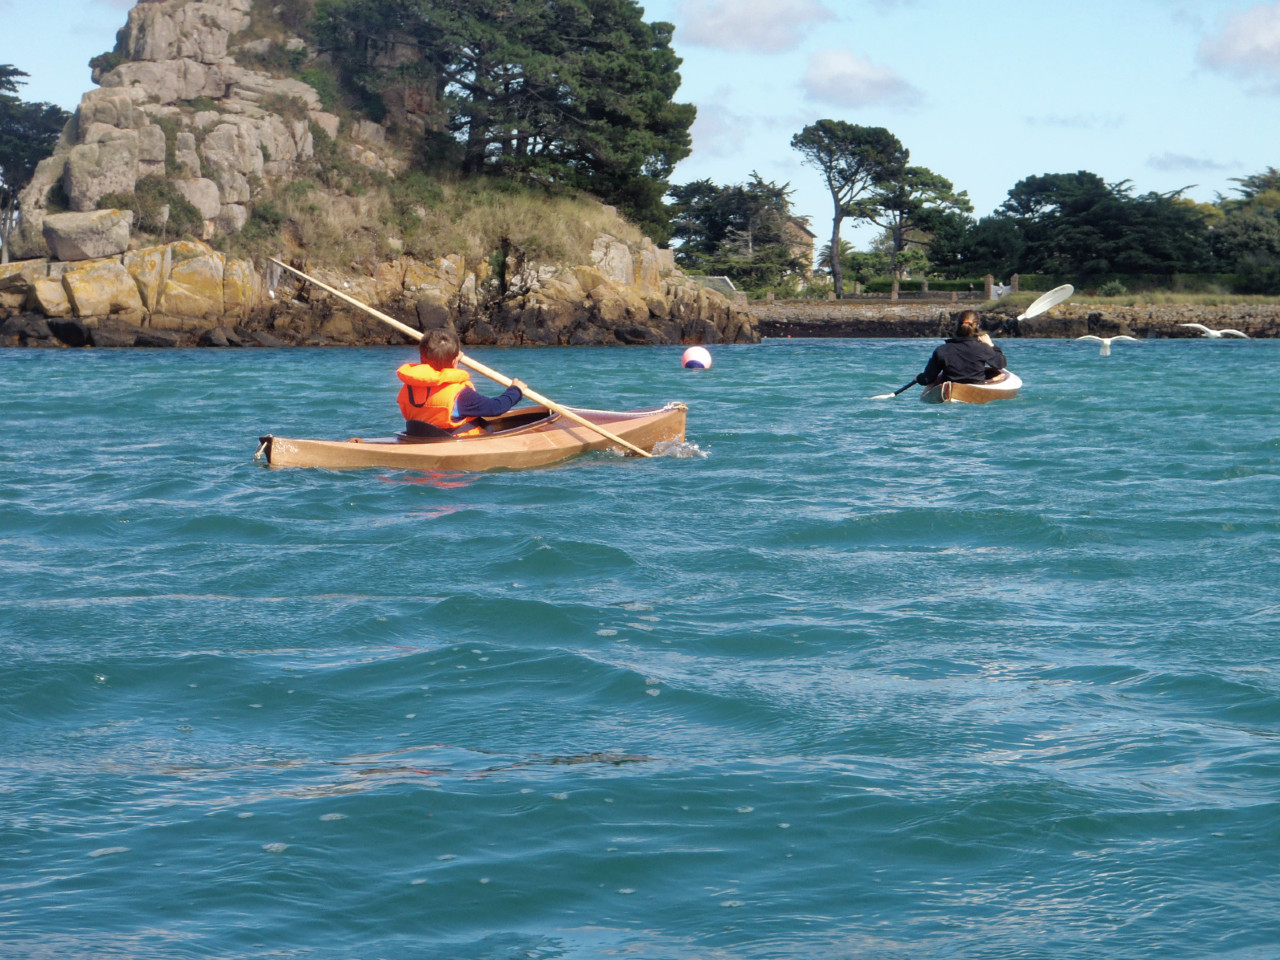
(668, 173, 806, 290)
(0, 65, 71, 264)
(315, 0, 694, 237)
(791, 121, 905, 297)
(857, 165, 971, 279)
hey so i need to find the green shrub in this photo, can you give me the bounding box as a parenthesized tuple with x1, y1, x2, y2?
(261, 93, 311, 122)
(98, 175, 204, 237)
(299, 66, 339, 111)
(1098, 280, 1128, 296)
(88, 50, 125, 75)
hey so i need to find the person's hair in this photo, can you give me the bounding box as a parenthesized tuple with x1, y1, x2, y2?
(954, 310, 982, 337)
(420, 328, 461, 368)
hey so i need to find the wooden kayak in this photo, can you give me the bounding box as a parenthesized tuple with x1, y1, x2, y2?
(257, 402, 687, 470)
(920, 371, 1022, 404)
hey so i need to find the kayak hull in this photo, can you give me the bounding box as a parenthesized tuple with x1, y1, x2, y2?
(258, 403, 687, 471)
(921, 371, 1022, 404)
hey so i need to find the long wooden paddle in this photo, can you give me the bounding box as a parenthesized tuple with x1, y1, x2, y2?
(267, 258, 652, 457)
(871, 284, 1075, 399)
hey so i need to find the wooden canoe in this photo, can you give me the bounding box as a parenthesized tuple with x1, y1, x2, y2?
(920, 370, 1022, 404)
(257, 402, 687, 471)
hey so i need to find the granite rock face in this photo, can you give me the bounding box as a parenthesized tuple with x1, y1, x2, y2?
(42, 210, 135, 261)
(1, 233, 758, 348)
(11, 0, 339, 258)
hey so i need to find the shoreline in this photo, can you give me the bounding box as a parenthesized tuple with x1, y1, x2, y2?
(754, 301, 1280, 339)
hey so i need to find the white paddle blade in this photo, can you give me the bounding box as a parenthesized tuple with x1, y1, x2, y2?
(870, 392, 896, 399)
(1017, 283, 1074, 321)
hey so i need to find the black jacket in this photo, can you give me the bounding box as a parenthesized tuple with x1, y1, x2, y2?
(916, 336, 1007, 385)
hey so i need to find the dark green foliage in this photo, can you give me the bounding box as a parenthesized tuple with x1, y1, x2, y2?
(300, 65, 340, 111)
(89, 51, 126, 75)
(946, 171, 1219, 285)
(668, 173, 808, 291)
(1, 64, 72, 259)
(313, 0, 694, 233)
(858, 165, 972, 279)
(1210, 169, 1280, 292)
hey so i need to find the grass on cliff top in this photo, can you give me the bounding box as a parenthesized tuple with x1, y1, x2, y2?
(226, 173, 645, 273)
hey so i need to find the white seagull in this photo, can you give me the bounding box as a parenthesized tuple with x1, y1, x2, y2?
(1179, 323, 1250, 339)
(1075, 334, 1140, 356)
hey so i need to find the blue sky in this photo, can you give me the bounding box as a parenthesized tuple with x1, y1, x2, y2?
(5, 0, 1279, 248)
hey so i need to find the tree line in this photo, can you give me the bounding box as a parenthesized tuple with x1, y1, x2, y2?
(676, 120, 1280, 297)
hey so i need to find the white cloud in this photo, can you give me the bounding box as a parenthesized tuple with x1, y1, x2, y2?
(1023, 113, 1125, 130)
(1147, 152, 1232, 173)
(1198, 2, 1280, 92)
(680, 0, 833, 53)
(802, 48, 920, 108)
(688, 101, 756, 159)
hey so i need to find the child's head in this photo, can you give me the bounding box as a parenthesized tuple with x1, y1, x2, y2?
(420, 328, 461, 369)
(954, 310, 981, 338)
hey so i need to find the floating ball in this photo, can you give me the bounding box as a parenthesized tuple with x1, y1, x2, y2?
(681, 346, 712, 370)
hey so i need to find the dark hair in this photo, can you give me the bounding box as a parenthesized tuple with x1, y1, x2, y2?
(420, 328, 461, 368)
(954, 310, 981, 337)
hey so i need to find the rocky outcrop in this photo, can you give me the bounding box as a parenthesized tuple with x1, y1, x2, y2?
(1, 232, 758, 348)
(11, 0, 339, 258)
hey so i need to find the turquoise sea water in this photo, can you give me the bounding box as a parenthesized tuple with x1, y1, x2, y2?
(2, 337, 1278, 960)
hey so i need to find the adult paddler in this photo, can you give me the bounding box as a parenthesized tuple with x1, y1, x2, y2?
(915, 310, 1007, 387)
(398, 329, 526, 437)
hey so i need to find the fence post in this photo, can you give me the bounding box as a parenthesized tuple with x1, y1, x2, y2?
(854, 281, 862, 296)
(921, 277, 929, 293)
(1011, 273, 1019, 293)
(891, 279, 899, 301)
(951, 291, 957, 302)
(984, 274, 994, 299)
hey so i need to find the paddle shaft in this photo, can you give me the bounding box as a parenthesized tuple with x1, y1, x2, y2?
(267, 259, 652, 457)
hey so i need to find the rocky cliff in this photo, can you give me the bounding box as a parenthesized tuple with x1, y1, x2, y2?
(1, 0, 757, 349)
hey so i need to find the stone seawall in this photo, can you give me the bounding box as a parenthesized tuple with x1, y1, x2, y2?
(753, 300, 1280, 339)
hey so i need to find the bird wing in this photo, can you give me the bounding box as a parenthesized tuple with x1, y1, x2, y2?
(1113, 336, 1140, 342)
(1179, 323, 1211, 333)
(1075, 335, 1103, 342)
(1220, 330, 1250, 338)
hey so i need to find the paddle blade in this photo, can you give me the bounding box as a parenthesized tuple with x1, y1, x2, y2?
(1017, 283, 1074, 321)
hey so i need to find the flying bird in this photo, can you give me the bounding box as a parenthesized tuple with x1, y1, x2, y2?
(1075, 334, 1140, 356)
(1179, 323, 1250, 339)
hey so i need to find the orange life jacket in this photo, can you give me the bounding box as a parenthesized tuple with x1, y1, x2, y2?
(396, 363, 485, 437)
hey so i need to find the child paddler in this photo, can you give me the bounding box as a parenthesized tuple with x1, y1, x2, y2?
(397, 329, 526, 437)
